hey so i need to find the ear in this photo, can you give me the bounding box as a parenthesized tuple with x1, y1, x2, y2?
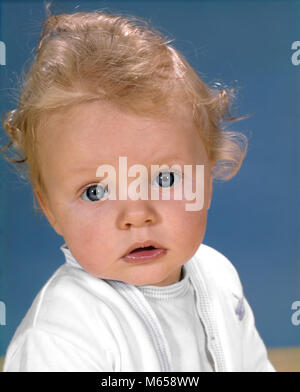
(35, 191, 63, 236)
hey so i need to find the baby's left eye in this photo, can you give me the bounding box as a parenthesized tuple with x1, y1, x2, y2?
(152, 171, 181, 188)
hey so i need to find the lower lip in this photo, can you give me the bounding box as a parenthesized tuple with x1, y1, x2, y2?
(122, 248, 167, 264)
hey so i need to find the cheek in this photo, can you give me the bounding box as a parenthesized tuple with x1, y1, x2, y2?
(163, 200, 208, 262)
(160, 198, 208, 244)
(180, 207, 208, 258)
(54, 202, 113, 255)
(180, 207, 208, 239)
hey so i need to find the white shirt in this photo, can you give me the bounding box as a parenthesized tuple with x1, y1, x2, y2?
(3, 242, 276, 372)
(136, 265, 214, 371)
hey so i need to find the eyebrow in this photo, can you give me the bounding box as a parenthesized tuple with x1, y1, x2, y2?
(71, 157, 187, 174)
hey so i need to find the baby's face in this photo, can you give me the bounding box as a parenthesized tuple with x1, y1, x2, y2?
(36, 100, 212, 286)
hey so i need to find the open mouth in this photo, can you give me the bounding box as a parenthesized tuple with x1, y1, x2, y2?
(122, 242, 167, 263)
(129, 246, 156, 254)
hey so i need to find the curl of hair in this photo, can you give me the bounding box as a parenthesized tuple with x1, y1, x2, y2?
(0, 6, 248, 214)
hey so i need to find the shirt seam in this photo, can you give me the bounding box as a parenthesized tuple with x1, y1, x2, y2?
(108, 280, 172, 372)
(187, 261, 227, 372)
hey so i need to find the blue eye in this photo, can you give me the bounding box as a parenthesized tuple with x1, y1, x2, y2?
(81, 184, 109, 202)
(152, 171, 181, 188)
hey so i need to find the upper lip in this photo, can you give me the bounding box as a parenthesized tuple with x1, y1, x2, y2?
(122, 240, 166, 258)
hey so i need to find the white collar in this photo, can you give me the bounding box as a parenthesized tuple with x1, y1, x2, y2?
(60, 243, 83, 270)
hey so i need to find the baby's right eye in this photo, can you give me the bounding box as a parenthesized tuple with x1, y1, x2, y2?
(80, 184, 109, 202)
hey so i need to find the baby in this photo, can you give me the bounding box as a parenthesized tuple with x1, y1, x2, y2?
(0, 9, 275, 372)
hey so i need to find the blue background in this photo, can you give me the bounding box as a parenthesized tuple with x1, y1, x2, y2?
(0, 0, 299, 356)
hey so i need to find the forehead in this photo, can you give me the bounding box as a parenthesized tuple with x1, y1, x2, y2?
(38, 100, 207, 169)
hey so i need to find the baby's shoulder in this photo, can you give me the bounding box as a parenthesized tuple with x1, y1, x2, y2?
(189, 243, 243, 294)
(4, 265, 119, 370)
(11, 264, 116, 343)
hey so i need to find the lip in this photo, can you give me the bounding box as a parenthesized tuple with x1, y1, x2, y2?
(121, 240, 167, 263)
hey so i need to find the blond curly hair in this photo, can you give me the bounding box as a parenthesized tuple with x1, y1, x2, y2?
(0, 7, 248, 215)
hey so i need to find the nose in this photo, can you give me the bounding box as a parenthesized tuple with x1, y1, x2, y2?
(117, 200, 157, 229)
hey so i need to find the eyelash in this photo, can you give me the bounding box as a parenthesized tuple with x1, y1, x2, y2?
(80, 170, 183, 202)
